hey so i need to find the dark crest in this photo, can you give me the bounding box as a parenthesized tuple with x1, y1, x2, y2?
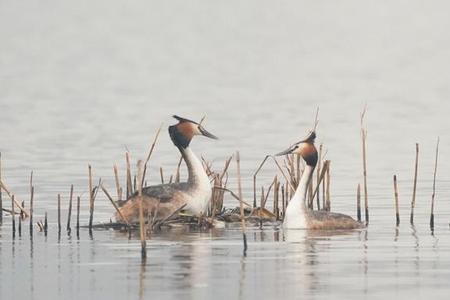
(169, 115, 195, 149)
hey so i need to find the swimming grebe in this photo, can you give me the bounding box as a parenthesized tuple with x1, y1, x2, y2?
(276, 131, 362, 230)
(116, 115, 218, 223)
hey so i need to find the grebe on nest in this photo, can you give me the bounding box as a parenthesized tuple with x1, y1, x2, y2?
(116, 115, 218, 223)
(276, 131, 362, 230)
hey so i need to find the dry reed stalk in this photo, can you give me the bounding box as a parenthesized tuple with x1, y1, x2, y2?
(410, 143, 419, 225)
(126, 152, 133, 198)
(88, 165, 94, 231)
(137, 160, 147, 259)
(175, 157, 182, 183)
(361, 107, 369, 225)
(316, 144, 322, 209)
(29, 171, 33, 235)
(0, 180, 30, 217)
(101, 184, 130, 226)
(393, 175, 400, 226)
(236, 151, 247, 256)
(273, 177, 279, 219)
(57, 194, 61, 234)
(310, 160, 330, 204)
(253, 155, 296, 208)
(0, 152, 2, 224)
(113, 164, 122, 201)
(12, 194, 15, 237)
(141, 124, 163, 187)
(281, 185, 286, 219)
(67, 185, 73, 233)
(325, 163, 330, 211)
(76, 196, 80, 233)
(357, 184, 361, 222)
(430, 137, 439, 231)
(159, 167, 164, 184)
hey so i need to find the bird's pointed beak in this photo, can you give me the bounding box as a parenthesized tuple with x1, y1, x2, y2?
(199, 126, 219, 140)
(275, 145, 296, 156)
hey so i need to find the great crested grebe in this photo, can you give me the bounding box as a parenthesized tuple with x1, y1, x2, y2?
(116, 115, 218, 223)
(276, 131, 362, 230)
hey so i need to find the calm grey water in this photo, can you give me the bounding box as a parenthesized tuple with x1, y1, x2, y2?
(1, 1, 450, 299)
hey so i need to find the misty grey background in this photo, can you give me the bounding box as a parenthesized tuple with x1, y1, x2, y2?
(1, 1, 450, 299)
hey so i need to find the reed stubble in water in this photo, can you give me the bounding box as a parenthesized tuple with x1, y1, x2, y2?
(410, 143, 419, 225)
(357, 184, 361, 222)
(393, 175, 400, 226)
(44, 211, 48, 236)
(76, 196, 80, 235)
(67, 185, 73, 233)
(361, 109, 369, 225)
(12, 194, 15, 238)
(30, 186, 34, 236)
(88, 165, 94, 232)
(137, 160, 147, 259)
(430, 138, 439, 231)
(236, 151, 247, 256)
(57, 194, 61, 235)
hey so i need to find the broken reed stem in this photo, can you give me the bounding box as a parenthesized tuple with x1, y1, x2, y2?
(236, 151, 247, 256)
(326, 163, 330, 211)
(12, 194, 15, 237)
(361, 108, 369, 225)
(88, 165, 94, 231)
(67, 185, 73, 233)
(430, 137, 439, 231)
(141, 124, 163, 187)
(0, 180, 30, 217)
(57, 194, 61, 234)
(159, 167, 164, 184)
(281, 185, 286, 219)
(253, 155, 270, 208)
(137, 160, 147, 259)
(357, 184, 361, 222)
(0, 152, 2, 224)
(30, 186, 34, 236)
(126, 152, 133, 198)
(214, 187, 252, 207)
(410, 143, 419, 225)
(393, 175, 400, 227)
(101, 184, 130, 226)
(76, 196, 80, 233)
(113, 164, 122, 201)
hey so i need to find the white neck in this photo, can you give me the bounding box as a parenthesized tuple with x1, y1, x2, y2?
(283, 164, 315, 229)
(181, 147, 209, 185)
(180, 146, 212, 214)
